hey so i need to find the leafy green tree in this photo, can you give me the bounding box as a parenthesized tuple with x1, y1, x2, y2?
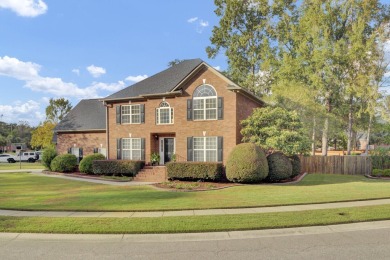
(241, 106, 310, 155)
(30, 121, 56, 149)
(207, 0, 296, 96)
(45, 98, 72, 124)
(167, 59, 184, 67)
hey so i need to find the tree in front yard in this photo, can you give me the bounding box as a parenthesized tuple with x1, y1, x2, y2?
(30, 121, 56, 149)
(241, 106, 310, 156)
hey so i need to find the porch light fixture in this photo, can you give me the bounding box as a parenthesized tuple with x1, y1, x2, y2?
(154, 134, 158, 140)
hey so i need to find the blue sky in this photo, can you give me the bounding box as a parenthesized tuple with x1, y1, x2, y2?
(0, 0, 226, 126)
(0, 0, 389, 126)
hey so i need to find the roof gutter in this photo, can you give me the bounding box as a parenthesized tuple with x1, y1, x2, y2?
(227, 85, 265, 106)
(100, 91, 182, 102)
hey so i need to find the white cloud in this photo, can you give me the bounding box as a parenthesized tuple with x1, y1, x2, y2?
(0, 100, 42, 125)
(213, 66, 221, 71)
(187, 17, 209, 34)
(0, 0, 47, 17)
(125, 75, 148, 83)
(199, 20, 209, 27)
(187, 17, 198, 23)
(0, 56, 130, 100)
(72, 68, 80, 75)
(86, 65, 106, 78)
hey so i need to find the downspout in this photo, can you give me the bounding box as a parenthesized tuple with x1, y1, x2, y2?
(105, 102, 110, 159)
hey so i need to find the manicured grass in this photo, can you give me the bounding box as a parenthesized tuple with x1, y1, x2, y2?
(1, 173, 390, 211)
(1, 205, 390, 234)
(0, 162, 44, 170)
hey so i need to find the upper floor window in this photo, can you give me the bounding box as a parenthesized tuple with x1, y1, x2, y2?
(122, 104, 141, 124)
(156, 101, 174, 125)
(193, 84, 217, 120)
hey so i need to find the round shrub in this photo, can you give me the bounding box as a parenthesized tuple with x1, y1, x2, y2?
(267, 152, 293, 182)
(50, 154, 78, 173)
(288, 154, 301, 178)
(226, 143, 269, 183)
(42, 147, 57, 170)
(79, 153, 106, 174)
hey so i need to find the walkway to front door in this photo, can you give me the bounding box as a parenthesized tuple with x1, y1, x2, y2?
(159, 137, 175, 165)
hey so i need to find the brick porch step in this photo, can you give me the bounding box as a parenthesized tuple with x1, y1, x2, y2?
(133, 166, 167, 182)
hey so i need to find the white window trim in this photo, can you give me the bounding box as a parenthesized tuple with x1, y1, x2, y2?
(122, 138, 142, 160)
(193, 136, 218, 162)
(193, 97, 217, 121)
(156, 107, 174, 125)
(121, 104, 141, 124)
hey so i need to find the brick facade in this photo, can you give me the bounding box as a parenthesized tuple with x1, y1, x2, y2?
(56, 131, 106, 155)
(106, 67, 262, 164)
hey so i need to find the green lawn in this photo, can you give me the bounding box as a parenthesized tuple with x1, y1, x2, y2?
(1, 173, 390, 211)
(0, 162, 44, 170)
(1, 204, 390, 234)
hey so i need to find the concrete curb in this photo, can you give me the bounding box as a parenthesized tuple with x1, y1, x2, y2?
(1, 220, 390, 242)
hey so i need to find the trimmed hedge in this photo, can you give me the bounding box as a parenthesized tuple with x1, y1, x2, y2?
(42, 147, 57, 170)
(267, 152, 293, 182)
(226, 143, 269, 183)
(371, 156, 390, 170)
(50, 154, 78, 173)
(372, 169, 390, 177)
(288, 155, 301, 177)
(166, 162, 224, 181)
(92, 160, 145, 176)
(79, 154, 106, 174)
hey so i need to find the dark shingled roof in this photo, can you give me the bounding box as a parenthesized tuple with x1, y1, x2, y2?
(55, 99, 106, 131)
(104, 59, 203, 100)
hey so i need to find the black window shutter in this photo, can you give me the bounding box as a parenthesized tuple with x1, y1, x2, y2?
(217, 136, 223, 162)
(116, 105, 122, 124)
(141, 138, 145, 161)
(187, 137, 193, 161)
(116, 138, 122, 160)
(67, 148, 72, 154)
(79, 148, 83, 158)
(140, 104, 145, 123)
(218, 97, 224, 120)
(93, 148, 98, 153)
(187, 99, 192, 121)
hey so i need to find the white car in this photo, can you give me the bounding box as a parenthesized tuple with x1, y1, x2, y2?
(0, 154, 17, 163)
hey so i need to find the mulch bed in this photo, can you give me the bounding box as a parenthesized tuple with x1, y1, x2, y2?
(365, 175, 390, 180)
(42, 170, 132, 182)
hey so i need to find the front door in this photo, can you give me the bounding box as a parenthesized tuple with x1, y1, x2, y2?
(159, 137, 175, 164)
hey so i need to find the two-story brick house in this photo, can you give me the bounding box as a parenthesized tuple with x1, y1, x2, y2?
(55, 59, 264, 165)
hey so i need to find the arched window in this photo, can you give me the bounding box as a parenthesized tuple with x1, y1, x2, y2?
(193, 84, 217, 120)
(156, 101, 174, 124)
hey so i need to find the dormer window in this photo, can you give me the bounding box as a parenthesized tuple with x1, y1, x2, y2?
(192, 84, 218, 120)
(156, 101, 174, 125)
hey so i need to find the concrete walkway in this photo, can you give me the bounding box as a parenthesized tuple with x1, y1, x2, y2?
(1, 198, 390, 218)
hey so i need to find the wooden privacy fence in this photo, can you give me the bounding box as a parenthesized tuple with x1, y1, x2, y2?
(299, 155, 372, 175)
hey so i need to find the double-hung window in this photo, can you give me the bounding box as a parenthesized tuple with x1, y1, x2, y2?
(193, 85, 217, 120)
(193, 137, 218, 162)
(156, 101, 174, 124)
(121, 105, 141, 124)
(122, 138, 141, 160)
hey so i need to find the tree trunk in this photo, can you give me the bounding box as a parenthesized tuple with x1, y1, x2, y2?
(321, 116, 329, 156)
(365, 114, 373, 154)
(312, 117, 316, 156)
(346, 96, 354, 155)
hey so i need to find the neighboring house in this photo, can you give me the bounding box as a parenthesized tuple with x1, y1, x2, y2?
(55, 59, 264, 165)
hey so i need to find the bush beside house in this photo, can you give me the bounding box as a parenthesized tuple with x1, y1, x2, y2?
(92, 160, 144, 176)
(42, 147, 57, 170)
(267, 152, 293, 182)
(167, 162, 224, 181)
(226, 143, 268, 183)
(50, 154, 78, 173)
(79, 154, 106, 174)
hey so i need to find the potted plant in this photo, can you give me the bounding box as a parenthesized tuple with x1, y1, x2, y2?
(151, 152, 160, 166)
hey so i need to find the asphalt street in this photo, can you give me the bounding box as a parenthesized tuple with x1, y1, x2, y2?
(1, 221, 390, 260)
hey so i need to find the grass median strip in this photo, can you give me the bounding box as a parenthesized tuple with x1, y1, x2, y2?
(1, 204, 390, 234)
